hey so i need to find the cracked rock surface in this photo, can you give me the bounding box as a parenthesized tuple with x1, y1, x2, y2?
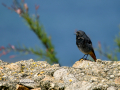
(0, 59, 120, 90)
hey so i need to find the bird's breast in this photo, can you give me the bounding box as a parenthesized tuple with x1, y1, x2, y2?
(77, 43, 91, 54)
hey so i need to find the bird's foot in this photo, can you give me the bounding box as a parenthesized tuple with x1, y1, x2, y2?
(79, 58, 84, 61)
(79, 58, 91, 62)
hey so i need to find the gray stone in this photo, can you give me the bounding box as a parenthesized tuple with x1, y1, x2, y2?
(65, 81, 94, 90)
(19, 79, 37, 88)
(53, 68, 68, 80)
(0, 59, 120, 90)
(107, 86, 116, 90)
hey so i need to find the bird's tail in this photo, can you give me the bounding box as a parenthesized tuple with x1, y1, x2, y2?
(89, 50, 97, 62)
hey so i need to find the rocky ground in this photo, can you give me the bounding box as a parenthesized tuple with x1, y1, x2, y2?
(0, 59, 120, 90)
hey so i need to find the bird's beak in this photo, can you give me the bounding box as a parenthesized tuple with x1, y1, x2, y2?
(74, 30, 78, 35)
(74, 32, 77, 35)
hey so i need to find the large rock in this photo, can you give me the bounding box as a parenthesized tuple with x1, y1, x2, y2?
(0, 59, 120, 90)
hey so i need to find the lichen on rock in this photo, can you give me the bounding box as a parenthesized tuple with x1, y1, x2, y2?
(0, 59, 120, 90)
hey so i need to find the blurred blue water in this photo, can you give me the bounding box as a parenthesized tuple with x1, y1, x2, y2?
(0, 0, 120, 66)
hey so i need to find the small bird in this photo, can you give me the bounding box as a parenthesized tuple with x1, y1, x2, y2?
(76, 30, 97, 62)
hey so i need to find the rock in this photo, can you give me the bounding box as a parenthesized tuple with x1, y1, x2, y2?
(0, 59, 120, 90)
(31, 88, 41, 90)
(19, 79, 36, 88)
(114, 77, 120, 84)
(53, 68, 68, 80)
(0, 59, 9, 66)
(65, 81, 94, 90)
(107, 86, 116, 90)
(5, 63, 22, 72)
(16, 84, 29, 90)
(110, 75, 114, 78)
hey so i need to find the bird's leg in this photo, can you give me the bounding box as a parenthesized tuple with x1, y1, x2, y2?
(84, 54, 88, 60)
(82, 54, 86, 59)
(79, 54, 86, 61)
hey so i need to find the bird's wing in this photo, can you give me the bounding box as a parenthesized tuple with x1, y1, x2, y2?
(83, 34, 92, 45)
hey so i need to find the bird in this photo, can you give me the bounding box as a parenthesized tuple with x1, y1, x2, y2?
(76, 30, 97, 62)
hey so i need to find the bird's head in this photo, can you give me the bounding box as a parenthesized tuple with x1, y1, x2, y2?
(75, 30, 85, 37)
